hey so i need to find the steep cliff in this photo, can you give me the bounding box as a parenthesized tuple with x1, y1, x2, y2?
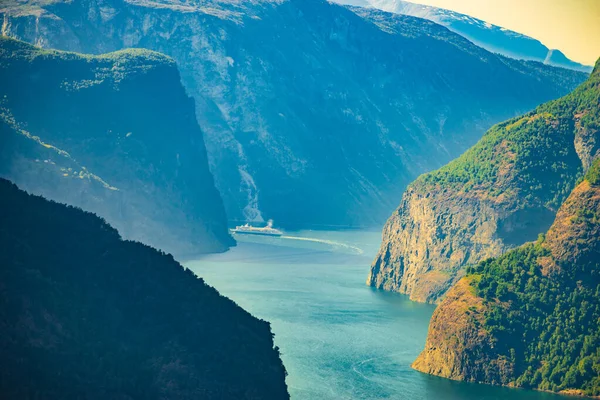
(413, 158, 600, 396)
(0, 178, 289, 399)
(369, 57, 600, 303)
(0, 37, 233, 257)
(0, 0, 586, 228)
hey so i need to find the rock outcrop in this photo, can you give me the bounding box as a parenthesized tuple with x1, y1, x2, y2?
(369, 57, 600, 303)
(413, 158, 600, 396)
(0, 0, 587, 228)
(0, 37, 234, 257)
(411, 278, 512, 383)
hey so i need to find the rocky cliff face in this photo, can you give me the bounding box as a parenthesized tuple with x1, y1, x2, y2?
(0, 37, 233, 257)
(413, 158, 600, 396)
(410, 278, 512, 383)
(368, 185, 508, 303)
(0, 178, 289, 399)
(0, 0, 586, 228)
(369, 58, 600, 303)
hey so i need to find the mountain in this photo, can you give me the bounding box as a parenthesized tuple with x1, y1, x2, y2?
(0, 37, 234, 257)
(369, 57, 600, 304)
(412, 158, 600, 397)
(0, 0, 587, 229)
(333, 0, 593, 72)
(0, 178, 289, 399)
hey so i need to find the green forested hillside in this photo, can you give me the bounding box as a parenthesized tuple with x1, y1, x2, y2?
(466, 160, 600, 395)
(414, 159, 600, 396)
(369, 58, 599, 304)
(0, 178, 288, 399)
(422, 57, 600, 207)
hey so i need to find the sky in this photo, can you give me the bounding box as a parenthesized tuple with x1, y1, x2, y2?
(411, 0, 600, 66)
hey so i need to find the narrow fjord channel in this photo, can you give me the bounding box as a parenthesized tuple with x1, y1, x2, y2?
(186, 230, 569, 400)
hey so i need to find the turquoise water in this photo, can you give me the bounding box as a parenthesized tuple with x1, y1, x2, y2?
(186, 230, 567, 400)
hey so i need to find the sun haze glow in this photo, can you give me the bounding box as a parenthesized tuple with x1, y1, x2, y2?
(411, 0, 600, 66)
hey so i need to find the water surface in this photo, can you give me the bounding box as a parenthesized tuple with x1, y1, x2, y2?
(186, 230, 568, 400)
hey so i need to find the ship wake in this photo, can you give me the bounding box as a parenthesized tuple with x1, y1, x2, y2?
(280, 235, 364, 255)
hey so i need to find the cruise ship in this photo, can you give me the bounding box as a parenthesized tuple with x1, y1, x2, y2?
(231, 220, 283, 237)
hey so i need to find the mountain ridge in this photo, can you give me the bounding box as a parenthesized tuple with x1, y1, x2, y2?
(0, 0, 587, 228)
(333, 0, 593, 72)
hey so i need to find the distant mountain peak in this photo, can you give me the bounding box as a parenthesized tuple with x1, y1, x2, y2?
(332, 0, 593, 72)
(544, 48, 570, 65)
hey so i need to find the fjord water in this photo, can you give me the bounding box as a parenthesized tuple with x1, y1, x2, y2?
(186, 231, 566, 400)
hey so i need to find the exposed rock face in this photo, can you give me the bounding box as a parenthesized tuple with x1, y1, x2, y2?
(0, 37, 233, 257)
(368, 187, 508, 303)
(413, 158, 600, 396)
(411, 278, 513, 384)
(543, 173, 600, 268)
(369, 58, 600, 303)
(0, 178, 289, 399)
(0, 0, 586, 228)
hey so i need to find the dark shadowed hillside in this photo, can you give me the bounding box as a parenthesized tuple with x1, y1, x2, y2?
(0, 0, 587, 228)
(0, 178, 289, 399)
(0, 37, 233, 257)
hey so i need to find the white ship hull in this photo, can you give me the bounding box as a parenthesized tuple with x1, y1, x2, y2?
(231, 229, 283, 237)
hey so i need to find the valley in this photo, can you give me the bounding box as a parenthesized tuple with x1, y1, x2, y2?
(0, 0, 598, 398)
(0, 0, 586, 228)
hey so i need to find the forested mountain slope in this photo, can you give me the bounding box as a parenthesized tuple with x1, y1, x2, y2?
(0, 0, 586, 228)
(413, 158, 600, 397)
(369, 57, 599, 303)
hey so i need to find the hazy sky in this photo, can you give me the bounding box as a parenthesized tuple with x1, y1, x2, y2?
(411, 0, 600, 65)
